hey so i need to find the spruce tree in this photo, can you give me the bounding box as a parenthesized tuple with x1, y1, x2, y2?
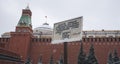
(38, 55, 42, 64)
(58, 54, 63, 64)
(107, 52, 113, 64)
(85, 44, 98, 64)
(112, 49, 120, 64)
(25, 57, 32, 64)
(49, 54, 54, 64)
(78, 42, 86, 64)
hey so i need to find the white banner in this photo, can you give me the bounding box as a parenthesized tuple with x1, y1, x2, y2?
(52, 16, 83, 44)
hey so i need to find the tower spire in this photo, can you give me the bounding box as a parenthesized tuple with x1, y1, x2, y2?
(17, 5, 32, 28)
(26, 3, 30, 10)
(16, 6, 33, 33)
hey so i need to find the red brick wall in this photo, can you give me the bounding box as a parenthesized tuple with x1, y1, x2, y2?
(30, 37, 120, 64)
(9, 32, 32, 61)
(0, 38, 10, 49)
(30, 42, 64, 64)
(3, 34, 120, 64)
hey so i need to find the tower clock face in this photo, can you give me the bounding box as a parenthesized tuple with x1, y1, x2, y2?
(17, 28, 28, 32)
(23, 29, 28, 32)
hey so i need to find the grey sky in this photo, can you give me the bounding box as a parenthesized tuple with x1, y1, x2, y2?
(0, 0, 120, 35)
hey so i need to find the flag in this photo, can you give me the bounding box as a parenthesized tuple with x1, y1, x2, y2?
(45, 16, 47, 19)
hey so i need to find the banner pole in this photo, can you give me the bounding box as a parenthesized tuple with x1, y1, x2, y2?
(64, 42, 68, 64)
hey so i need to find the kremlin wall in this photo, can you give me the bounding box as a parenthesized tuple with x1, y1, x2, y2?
(0, 6, 120, 64)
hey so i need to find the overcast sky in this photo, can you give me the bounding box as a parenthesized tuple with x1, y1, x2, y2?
(0, 0, 120, 35)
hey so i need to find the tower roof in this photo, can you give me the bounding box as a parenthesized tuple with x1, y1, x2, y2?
(17, 15, 32, 27)
(43, 23, 49, 25)
(17, 6, 32, 28)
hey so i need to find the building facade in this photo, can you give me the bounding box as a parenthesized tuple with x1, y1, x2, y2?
(0, 6, 120, 64)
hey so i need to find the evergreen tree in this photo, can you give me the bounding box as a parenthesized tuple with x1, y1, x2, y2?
(85, 44, 98, 64)
(78, 42, 86, 64)
(107, 52, 113, 64)
(58, 54, 63, 64)
(112, 49, 120, 64)
(38, 55, 42, 64)
(49, 54, 54, 64)
(25, 57, 32, 64)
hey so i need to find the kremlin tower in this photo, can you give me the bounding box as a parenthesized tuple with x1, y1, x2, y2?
(9, 6, 33, 61)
